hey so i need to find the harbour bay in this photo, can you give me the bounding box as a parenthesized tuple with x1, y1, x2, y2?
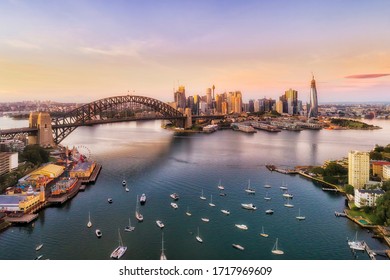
(0, 118, 389, 260)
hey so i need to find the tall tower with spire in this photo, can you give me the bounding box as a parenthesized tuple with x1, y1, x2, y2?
(308, 74, 318, 118)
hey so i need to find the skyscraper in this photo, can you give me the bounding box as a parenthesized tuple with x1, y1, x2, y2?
(348, 150, 370, 189)
(308, 75, 318, 118)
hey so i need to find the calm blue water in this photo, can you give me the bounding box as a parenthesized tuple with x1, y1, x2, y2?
(0, 118, 389, 260)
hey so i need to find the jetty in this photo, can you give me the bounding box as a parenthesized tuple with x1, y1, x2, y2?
(80, 163, 102, 184)
(5, 213, 38, 224)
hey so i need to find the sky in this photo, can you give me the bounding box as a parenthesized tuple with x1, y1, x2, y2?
(0, 0, 389, 103)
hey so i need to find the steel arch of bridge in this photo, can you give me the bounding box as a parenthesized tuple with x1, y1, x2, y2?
(53, 95, 184, 144)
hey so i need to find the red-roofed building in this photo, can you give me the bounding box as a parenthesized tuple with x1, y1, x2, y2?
(371, 161, 390, 179)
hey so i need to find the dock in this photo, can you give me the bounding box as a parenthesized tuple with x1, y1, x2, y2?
(80, 164, 102, 184)
(47, 180, 82, 204)
(335, 211, 347, 217)
(322, 187, 339, 192)
(5, 214, 38, 224)
(363, 242, 390, 260)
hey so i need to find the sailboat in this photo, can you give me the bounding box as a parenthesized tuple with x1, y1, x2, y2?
(296, 208, 306, 220)
(200, 189, 206, 200)
(110, 228, 127, 259)
(260, 226, 269, 237)
(264, 192, 271, 201)
(264, 181, 271, 188)
(209, 195, 215, 207)
(348, 231, 365, 251)
(280, 181, 288, 191)
(244, 179, 256, 194)
(35, 243, 43, 251)
(125, 187, 129, 192)
(196, 227, 203, 243)
(160, 232, 167, 260)
(271, 238, 284, 255)
(135, 195, 144, 222)
(87, 211, 92, 228)
(185, 206, 192, 216)
(217, 179, 225, 190)
(122, 179, 126, 186)
(284, 197, 294, 208)
(125, 218, 135, 232)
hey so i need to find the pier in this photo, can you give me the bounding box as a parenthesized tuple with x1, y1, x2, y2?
(5, 213, 38, 224)
(80, 163, 102, 184)
(322, 187, 339, 192)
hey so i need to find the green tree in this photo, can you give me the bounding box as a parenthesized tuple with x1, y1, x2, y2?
(344, 184, 354, 195)
(20, 145, 50, 165)
(374, 191, 390, 225)
(370, 151, 383, 160)
(323, 162, 347, 176)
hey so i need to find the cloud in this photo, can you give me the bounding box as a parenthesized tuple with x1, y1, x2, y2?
(6, 39, 40, 50)
(345, 73, 390, 79)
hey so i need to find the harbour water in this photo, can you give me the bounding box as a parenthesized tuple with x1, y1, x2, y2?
(0, 117, 390, 260)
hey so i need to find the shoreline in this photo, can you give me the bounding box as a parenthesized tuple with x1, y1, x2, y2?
(268, 164, 390, 254)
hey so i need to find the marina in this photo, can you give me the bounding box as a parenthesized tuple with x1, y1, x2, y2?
(1, 119, 389, 260)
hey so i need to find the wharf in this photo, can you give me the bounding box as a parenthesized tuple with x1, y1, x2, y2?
(297, 171, 344, 192)
(266, 165, 298, 174)
(81, 164, 102, 184)
(5, 213, 38, 224)
(322, 187, 339, 192)
(47, 180, 82, 204)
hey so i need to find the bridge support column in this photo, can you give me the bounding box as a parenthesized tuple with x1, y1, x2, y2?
(184, 108, 192, 129)
(28, 112, 55, 147)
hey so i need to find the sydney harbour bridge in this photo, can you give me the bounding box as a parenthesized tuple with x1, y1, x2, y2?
(0, 95, 224, 145)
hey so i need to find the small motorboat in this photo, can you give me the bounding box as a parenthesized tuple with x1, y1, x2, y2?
(96, 229, 102, 238)
(232, 244, 245, 251)
(156, 220, 165, 229)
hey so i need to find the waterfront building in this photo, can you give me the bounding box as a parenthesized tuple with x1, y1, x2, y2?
(248, 100, 254, 113)
(0, 185, 45, 213)
(254, 99, 261, 112)
(18, 163, 65, 187)
(348, 151, 370, 189)
(215, 94, 223, 114)
(285, 88, 298, 115)
(354, 188, 384, 208)
(371, 161, 390, 179)
(69, 161, 96, 178)
(206, 88, 212, 108)
(384, 165, 390, 180)
(308, 75, 319, 118)
(221, 101, 228, 115)
(51, 178, 78, 195)
(174, 86, 187, 109)
(276, 100, 284, 114)
(0, 152, 18, 176)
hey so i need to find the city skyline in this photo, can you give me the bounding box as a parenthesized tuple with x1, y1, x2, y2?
(1, 0, 390, 103)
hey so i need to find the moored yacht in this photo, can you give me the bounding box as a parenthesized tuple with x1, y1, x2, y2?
(221, 209, 230, 215)
(235, 224, 248, 230)
(140, 193, 146, 205)
(170, 193, 179, 200)
(241, 203, 257, 210)
(170, 202, 178, 209)
(110, 229, 127, 259)
(232, 244, 245, 251)
(95, 229, 102, 238)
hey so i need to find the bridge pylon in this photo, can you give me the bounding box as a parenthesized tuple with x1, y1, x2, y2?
(28, 112, 55, 147)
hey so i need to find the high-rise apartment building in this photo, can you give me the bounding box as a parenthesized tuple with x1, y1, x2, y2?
(174, 86, 186, 109)
(348, 150, 370, 189)
(308, 75, 319, 118)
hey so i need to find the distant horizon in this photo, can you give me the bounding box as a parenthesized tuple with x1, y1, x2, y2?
(1, 1, 389, 103)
